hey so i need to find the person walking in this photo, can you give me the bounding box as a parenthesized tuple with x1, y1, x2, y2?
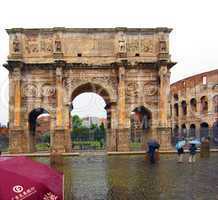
(176, 140, 186, 163)
(189, 143, 197, 163)
(177, 147, 184, 163)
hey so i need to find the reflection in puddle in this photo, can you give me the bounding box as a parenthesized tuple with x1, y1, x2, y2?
(35, 154, 218, 200)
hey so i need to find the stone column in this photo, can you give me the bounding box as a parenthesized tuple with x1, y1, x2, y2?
(56, 67, 63, 127)
(52, 63, 67, 153)
(13, 67, 21, 127)
(158, 65, 170, 127)
(117, 63, 129, 151)
(9, 63, 28, 153)
(208, 95, 213, 115)
(63, 105, 72, 152)
(197, 99, 202, 116)
(106, 102, 118, 151)
(157, 64, 172, 150)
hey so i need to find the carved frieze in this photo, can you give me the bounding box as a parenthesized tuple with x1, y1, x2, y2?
(126, 82, 139, 98)
(8, 29, 164, 59)
(24, 34, 40, 54)
(22, 84, 38, 97)
(41, 84, 56, 97)
(127, 37, 153, 54)
(40, 34, 53, 53)
(143, 81, 158, 96)
(141, 39, 153, 53)
(12, 35, 20, 53)
(24, 33, 54, 55)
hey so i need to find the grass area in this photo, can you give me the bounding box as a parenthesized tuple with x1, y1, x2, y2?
(0, 147, 9, 152)
(130, 142, 141, 148)
(73, 141, 105, 150)
(36, 143, 50, 151)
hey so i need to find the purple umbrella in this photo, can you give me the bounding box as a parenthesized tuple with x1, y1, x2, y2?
(0, 156, 63, 200)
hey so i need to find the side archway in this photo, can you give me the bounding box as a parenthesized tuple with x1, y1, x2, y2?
(130, 106, 152, 150)
(28, 108, 50, 152)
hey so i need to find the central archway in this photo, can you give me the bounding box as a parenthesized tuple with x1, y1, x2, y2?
(70, 83, 113, 151)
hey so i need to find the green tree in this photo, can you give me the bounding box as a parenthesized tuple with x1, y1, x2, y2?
(41, 132, 50, 143)
(72, 115, 83, 129)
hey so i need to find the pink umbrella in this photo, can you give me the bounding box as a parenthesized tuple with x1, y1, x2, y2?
(0, 156, 63, 200)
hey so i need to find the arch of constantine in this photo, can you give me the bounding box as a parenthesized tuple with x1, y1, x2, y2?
(3, 27, 176, 153)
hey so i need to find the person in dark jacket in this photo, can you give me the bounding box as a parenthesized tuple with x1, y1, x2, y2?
(177, 147, 184, 163)
(189, 144, 197, 163)
(147, 143, 160, 164)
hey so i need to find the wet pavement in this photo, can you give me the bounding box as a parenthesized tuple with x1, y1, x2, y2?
(35, 154, 218, 200)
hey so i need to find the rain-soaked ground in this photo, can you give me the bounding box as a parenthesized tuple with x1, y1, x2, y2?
(35, 154, 218, 200)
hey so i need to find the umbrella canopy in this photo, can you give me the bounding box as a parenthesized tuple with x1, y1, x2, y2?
(189, 139, 201, 145)
(176, 140, 186, 150)
(147, 139, 160, 148)
(0, 156, 63, 200)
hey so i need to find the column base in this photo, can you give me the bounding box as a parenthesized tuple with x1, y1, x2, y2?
(157, 127, 172, 151)
(9, 128, 28, 153)
(52, 128, 72, 153)
(107, 129, 117, 151)
(117, 128, 130, 152)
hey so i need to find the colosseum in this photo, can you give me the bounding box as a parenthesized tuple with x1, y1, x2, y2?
(170, 69, 218, 147)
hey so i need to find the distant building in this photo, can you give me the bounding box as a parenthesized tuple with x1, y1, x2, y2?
(82, 117, 107, 128)
(170, 69, 218, 145)
(0, 127, 9, 135)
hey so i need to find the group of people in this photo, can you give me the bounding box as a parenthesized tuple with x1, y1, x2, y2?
(146, 137, 210, 164)
(177, 137, 210, 163)
(177, 143, 197, 163)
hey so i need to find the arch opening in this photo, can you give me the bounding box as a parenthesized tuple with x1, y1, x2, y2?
(171, 124, 179, 145)
(174, 103, 179, 117)
(200, 122, 209, 141)
(130, 106, 152, 151)
(213, 95, 218, 113)
(213, 120, 218, 145)
(200, 96, 208, 113)
(190, 98, 197, 113)
(173, 94, 179, 101)
(189, 124, 196, 138)
(28, 108, 50, 152)
(70, 83, 111, 151)
(181, 101, 187, 116)
(181, 124, 187, 139)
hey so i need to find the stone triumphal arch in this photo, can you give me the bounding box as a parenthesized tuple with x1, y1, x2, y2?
(4, 27, 176, 153)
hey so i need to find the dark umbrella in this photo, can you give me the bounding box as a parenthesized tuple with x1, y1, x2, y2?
(0, 156, 63, 200)
(147, 139, 160, 148)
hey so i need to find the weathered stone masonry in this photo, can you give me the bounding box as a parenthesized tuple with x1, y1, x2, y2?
(3, 27, 176, 153)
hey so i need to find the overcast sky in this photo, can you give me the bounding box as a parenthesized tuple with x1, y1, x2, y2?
(0, 0, 218, 124)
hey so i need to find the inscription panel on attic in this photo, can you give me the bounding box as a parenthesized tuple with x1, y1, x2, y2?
(8, 28, 170, 62)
